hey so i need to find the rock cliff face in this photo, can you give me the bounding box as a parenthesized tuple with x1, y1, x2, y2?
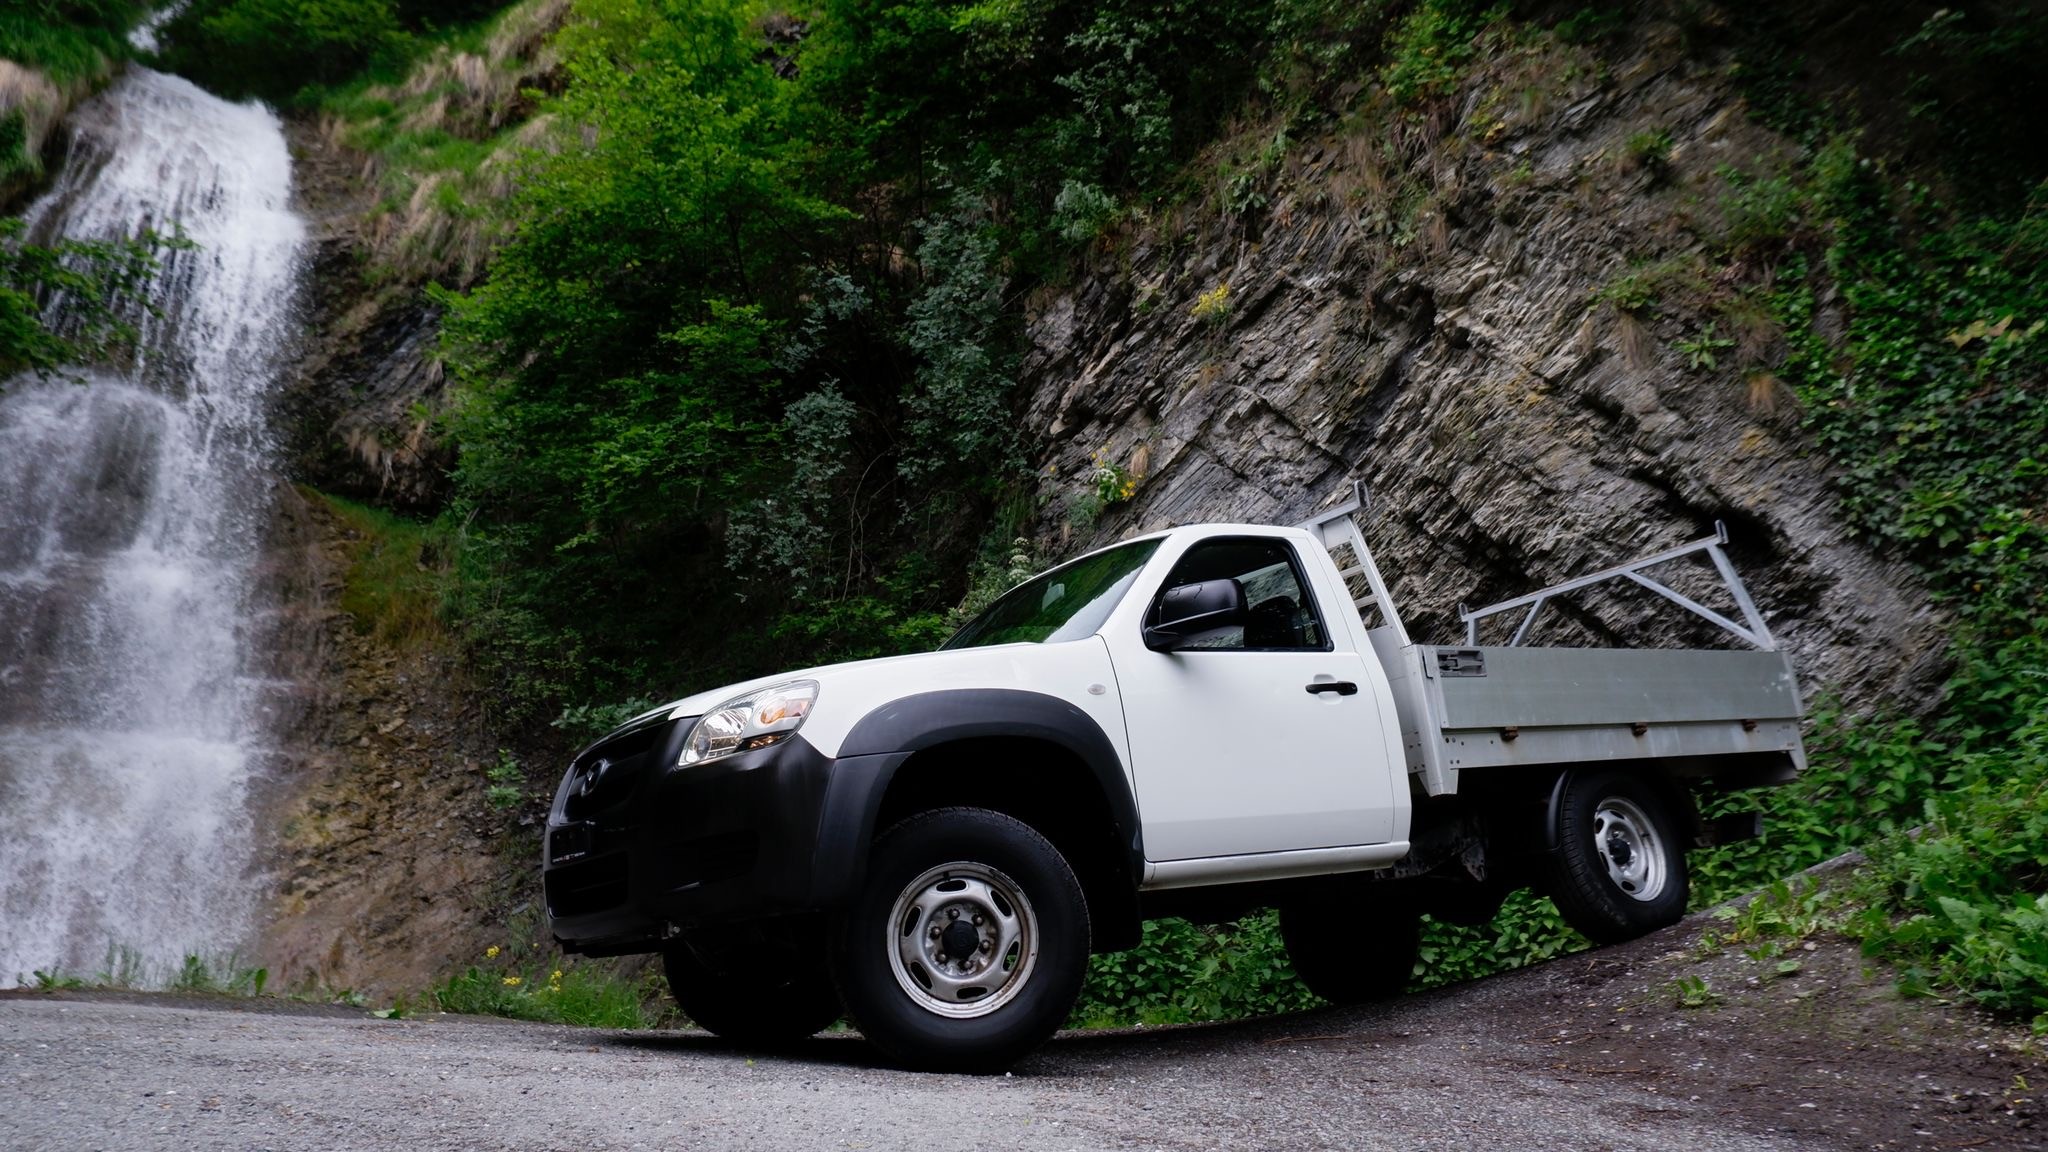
(1019, 23, 1947, 710)
(275, 121, 452, 512)
(1, 59, 107, 210)
(252, 488, 525, 996)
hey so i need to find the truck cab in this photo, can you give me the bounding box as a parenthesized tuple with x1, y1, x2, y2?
(545, 502, 1802, 1070)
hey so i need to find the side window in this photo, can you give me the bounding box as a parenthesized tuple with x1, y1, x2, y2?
(1146, 538, 1329, 651)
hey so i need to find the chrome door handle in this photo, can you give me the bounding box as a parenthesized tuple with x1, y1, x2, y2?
(1305, 681, 1358, 696)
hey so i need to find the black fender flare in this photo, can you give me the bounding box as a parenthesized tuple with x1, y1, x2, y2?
(809, 688, 1145, 905)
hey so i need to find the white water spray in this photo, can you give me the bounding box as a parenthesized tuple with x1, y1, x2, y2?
(0, 69, 306, 982)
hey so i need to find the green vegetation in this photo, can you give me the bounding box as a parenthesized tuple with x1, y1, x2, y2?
(1073, 912, 1314, 1027)
(301, 0, 570, 286)
(3, 5, 181, 362)
(0, 218, 167, 382)
(426, 0, 1545, 728)
(0, 1, 148, 85)
(24, 944, 270, 995)
(425, 0, 1297, 720)
(319, 489, 451, 649)
(485, 748, 524, 809)
(1380, 0, 1500, 104)
(170, 954, 270, 996)
(433, 944, 663, 1027)
(156, 0, 507, 101)
(1671, 973, 1718, 1009)
(1622, 127, 1672, 177)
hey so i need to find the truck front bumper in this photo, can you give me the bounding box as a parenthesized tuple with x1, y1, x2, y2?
(542, 724, 898, 957)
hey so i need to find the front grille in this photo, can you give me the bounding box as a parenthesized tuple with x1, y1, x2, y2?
(584, 712, 670, 761)
(545, 853, 630, 919)
(563, 715, 678, 821)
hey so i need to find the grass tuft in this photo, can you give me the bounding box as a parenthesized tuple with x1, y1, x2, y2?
(316, 489, 451, 651)
(433, 944, 665, 1028)
(314, 0, 570, 286)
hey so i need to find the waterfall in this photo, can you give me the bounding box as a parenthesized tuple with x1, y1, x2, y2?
(0, 69, 306, 983)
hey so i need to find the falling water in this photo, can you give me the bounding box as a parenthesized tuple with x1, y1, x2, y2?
(0, 69, 306, 982)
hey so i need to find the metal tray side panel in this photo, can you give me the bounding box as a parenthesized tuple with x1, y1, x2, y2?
(1426, 647, 1801, 730)
(1436, 721, 1804, 773)
(1369, 626, 1454, 794)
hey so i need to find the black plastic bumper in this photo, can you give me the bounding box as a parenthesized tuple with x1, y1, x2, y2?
(543, 724, 900, 957)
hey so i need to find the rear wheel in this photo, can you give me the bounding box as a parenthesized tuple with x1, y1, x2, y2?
(662, 939, 842, 1046)
(1279, 896, 1422, 1005)
(1544, 768, 1690, 944)
(832, 807, 1090, 1071)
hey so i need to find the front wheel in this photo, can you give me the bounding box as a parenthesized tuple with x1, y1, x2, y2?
(1543, 768, 1691, 944)
(662, 940, 842, 1046)
(832, 807, 1090, 1071)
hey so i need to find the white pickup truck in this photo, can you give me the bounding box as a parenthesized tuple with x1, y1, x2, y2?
(544, 494, 1804, 1069)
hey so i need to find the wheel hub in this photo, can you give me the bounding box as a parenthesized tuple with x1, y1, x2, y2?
(887, 861, 1039, 1020)
(1605, 832, 1635, 868)
(942, 918, 980, 959)
(1591, 796, 1667, 903)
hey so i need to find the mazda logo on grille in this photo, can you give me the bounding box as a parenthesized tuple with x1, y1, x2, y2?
(575, 757, 612, 798)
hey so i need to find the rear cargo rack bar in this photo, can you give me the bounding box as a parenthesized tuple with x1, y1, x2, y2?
(1296, 484, 1411, 648)
(1458, 522, 1778, 651)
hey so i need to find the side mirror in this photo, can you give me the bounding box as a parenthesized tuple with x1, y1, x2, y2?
(1143, 579, 1247, 652)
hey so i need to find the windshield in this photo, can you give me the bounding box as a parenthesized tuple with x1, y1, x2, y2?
(942, 538, 1163, 650)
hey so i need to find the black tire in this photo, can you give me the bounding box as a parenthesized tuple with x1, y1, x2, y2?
(1279, 899, 1421, 1005)
(1542, 768, 1690, 944)
(662, 942, 843, 1046)
(832, 807, 1090, 1071)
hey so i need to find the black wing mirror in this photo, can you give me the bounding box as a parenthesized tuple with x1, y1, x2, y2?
(1143, 579, 1247, 652)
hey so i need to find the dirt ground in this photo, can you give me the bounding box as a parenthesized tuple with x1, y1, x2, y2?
(1451, 900, 2043, 1150)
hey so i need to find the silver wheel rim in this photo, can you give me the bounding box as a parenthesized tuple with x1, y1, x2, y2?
(1592, 797, 1668, 902)
(886, 861, 1038, 1019)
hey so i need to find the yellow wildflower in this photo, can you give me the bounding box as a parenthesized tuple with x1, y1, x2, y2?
(484, 945, 500, 959)
(501, 975, 522, 986)
(549, 970, 564, 986)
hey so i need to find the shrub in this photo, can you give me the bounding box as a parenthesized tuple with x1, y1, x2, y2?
(0, 218, 167, 383)
(1073, 913, 1317, 1026)
(1382, 0, 1498, 105)
(156, 0, 505, 101)
(0, 1, 149, 84)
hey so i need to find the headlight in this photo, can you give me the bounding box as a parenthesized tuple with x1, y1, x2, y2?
(678, 680, 820, 766)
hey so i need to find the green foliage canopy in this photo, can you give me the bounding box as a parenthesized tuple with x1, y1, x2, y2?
(0, 217, 164, 382)
(0, 2, 150, 84)
(433, 0, 1360, 713)
(156, 0, 505, 99)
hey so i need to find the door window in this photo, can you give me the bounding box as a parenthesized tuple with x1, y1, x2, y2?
(1146, 538, 1328, 651)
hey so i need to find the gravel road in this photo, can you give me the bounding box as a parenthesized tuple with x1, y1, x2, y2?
(10, 911, 2043, 1152)
(0, 978, 1828, 1152)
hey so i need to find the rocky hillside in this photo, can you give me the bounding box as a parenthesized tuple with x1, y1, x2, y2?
(1018, 17, 1947, 709)
(250, 487, 522, 996)
(90, 0, 2030, 1009)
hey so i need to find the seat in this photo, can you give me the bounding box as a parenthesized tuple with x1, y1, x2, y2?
(1243, 595, 1304, 649)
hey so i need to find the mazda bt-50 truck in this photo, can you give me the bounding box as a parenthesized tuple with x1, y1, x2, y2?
(544, 491, 1803, 1069)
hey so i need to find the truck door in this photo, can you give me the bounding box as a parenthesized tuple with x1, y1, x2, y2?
(1107, 535, 1401, 861)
